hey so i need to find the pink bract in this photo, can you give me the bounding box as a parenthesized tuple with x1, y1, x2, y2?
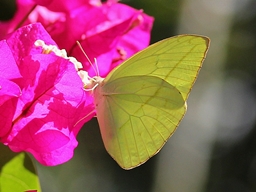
(0, 23, 94, 166)
(0, 40, 22, 138)
(66, 2, 154, 77)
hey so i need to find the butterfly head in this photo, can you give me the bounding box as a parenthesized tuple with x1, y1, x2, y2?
(83, 75, 104, 92)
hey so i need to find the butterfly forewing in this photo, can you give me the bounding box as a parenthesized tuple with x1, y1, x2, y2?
(105, 35, 210, 101)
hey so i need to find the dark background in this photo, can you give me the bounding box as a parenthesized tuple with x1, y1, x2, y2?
(1, 0, 256, 191)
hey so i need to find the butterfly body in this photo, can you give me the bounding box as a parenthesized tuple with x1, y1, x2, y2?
(91, 35, 210, 169)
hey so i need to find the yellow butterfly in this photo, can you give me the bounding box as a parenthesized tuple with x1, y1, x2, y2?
(90, 35, 210, 169)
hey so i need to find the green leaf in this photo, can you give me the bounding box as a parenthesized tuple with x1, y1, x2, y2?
(0, 144, 41, 192)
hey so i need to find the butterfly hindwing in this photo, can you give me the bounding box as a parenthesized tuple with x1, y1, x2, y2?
(95, 76, 186, 169)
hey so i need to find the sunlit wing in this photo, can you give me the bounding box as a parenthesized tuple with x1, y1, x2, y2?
(105, 35, 210, 100)
(95, 76, 186, 169)
(94, 35, 210, 169)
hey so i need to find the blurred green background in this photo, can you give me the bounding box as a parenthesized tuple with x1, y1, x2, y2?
(1, 0, 256, 191)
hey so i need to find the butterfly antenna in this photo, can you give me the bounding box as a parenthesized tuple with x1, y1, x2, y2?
(76, 41, 98, 75)
(94, 58, 100, 76)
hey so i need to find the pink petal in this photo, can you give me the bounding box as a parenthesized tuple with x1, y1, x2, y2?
(112, 12, 154, 67)
(6, 23, 57, 64)
(0, 40, 22, 79)
(65, 3, 153, 77)
(0, 40, 21, 138)
(0, 78, 21, 101)
(5, 53, 94, 165)
(0, 79, 20, 138)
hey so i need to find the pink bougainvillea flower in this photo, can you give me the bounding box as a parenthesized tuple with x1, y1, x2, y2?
(65, 2, 154, 77)
(0, 23, 94, 166)
(0, 0, 153, 78)
(36, 0, 154, 78)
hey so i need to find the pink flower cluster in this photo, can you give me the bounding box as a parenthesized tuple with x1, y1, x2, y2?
(0, 0, 153, 166)
(0, 23, 93, 165)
